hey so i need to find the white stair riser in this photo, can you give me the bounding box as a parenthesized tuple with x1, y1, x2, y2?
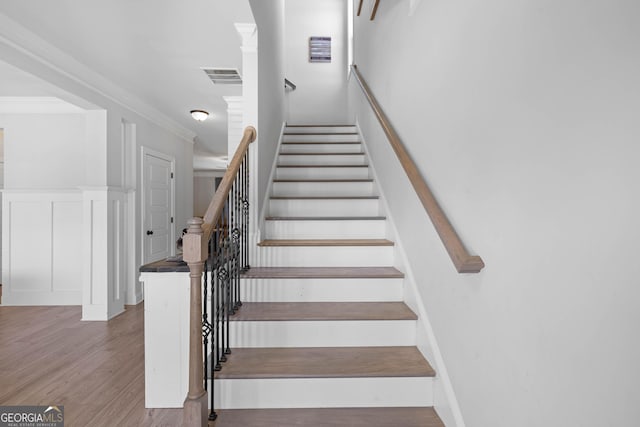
(265, 219, 386, 239)
(283, 134, 360, 142)
(276, 167, 370, 180)
(278, 154, 367, 166)
(240, 277, 404, 302)
(212, 377, 433, 409)
(255, 246, 394, 267)
(281, 143, 362, 154)
(285, 126, 356, 133)
(229, 320, 416, 347)
(269, 198, 381, 217)
(272, 181, 375, 197)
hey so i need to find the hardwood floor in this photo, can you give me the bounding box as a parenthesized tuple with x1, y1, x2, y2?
(0, 304, 182, 427)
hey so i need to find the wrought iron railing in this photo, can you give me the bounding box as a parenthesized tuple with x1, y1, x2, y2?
(182, 126, 256, 425)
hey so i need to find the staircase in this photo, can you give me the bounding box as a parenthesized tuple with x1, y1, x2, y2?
(212, 125, 445, 426)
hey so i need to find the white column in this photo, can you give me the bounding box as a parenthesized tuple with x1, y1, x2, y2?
(235, 23, 260, 252)
(81, 187, 127, 321)
(223, 96, 244, 159)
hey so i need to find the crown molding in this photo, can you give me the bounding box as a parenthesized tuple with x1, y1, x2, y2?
(0, 13, 196, 144)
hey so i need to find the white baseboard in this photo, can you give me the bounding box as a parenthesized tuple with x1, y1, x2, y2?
(355, 120, 466, 427)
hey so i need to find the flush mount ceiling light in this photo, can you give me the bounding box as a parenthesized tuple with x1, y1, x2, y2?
(190, 110, 209, 121)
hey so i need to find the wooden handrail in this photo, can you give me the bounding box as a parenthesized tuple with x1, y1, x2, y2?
(350, 65, 484, 273)
(201, 126, 257, 243)
(284, 78, 297, 90)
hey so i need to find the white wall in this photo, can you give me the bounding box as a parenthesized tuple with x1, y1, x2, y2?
(0, 112, 88, 306)
(193, 171, 224, 218)
(285, 0, 349, 124)
(249, 0, 286, 224)
(350, 1, 640, 426)
(1, 114, 86, 189)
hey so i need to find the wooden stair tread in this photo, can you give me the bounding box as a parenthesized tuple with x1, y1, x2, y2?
(273, 178, 373, 182)
(258, 239, 394, 247)
(214, 347, 435, 379)
(284, 132, 359, 135)
(286, 124, 355, 127)
(241, 266, 404, 279)
(277, 164, 369, 168)
(270, 196, 379, 200)
(279, 152, 364, 155)
(265, 216, 386, 221)
(214, 407, 445, 427)
(282, 141, 361, 145)
(231, 302, 417, 321)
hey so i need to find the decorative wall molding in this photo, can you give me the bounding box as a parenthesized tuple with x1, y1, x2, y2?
(0, 14, 196, 144)
(235, 23, 258, 54)
(2, 190, 83, 306)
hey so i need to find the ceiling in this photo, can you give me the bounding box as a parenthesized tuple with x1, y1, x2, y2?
(0, 0, 254, 158)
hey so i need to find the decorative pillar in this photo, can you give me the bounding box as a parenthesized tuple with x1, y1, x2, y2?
(182, 218, 209, 427)
(223, 96, 244, 161)
(234, 23, 259, 248)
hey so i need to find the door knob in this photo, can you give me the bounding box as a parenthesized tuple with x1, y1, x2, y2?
(147, 230, 154, 235)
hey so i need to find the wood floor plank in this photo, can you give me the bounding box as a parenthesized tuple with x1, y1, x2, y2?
(214, 347, 435, 379)
(258, 239, 394, 247)
(0, 304, 187, 427)
(241, 266, 405, 279)
(231, 302, 417, 321)
(213, 407, 445, 427)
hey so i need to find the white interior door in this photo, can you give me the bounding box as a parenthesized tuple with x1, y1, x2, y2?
(143, 151, 174, 264)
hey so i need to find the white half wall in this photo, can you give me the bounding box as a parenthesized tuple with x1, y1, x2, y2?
(349, 0, 640, 426)
(2, 190, 83, 305)
(284, 0, 349, 124)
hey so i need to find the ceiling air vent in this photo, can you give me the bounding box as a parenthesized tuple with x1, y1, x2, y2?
(202, 68, 242, 85)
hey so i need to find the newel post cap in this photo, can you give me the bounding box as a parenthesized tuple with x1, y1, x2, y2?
(182, 217, 208, 263)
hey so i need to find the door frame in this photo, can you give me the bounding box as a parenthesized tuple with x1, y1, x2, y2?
(141, 146, 176, 265)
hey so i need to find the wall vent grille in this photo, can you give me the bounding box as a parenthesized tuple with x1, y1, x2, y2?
(202, 68, 242, 85)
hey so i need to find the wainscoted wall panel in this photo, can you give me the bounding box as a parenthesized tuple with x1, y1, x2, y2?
(2, 191, 83, 305)
(52, 201, 84, 292)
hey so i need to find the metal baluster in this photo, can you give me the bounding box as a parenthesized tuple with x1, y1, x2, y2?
(243, 150, 250, 272)
(215, 215, 224, 369)
(229, 180, 236, 315)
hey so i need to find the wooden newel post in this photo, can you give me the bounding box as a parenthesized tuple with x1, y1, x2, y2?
(182, 217, 209, 427)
